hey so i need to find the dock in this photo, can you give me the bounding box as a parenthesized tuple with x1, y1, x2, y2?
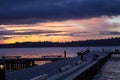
(4, 51, 114, 80)
(0, 57, 67, 71)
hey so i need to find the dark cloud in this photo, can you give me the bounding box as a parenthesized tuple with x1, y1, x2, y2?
(0, 30, 62, 36)
(0, 36, 12, 40)
(45, 32, 93, 37)
(0, 0, 120, 24)
(70, 31, 120, 37)
(45, 33, 69, 37)
(100, 31, 120, 35)
(45, 31, 120, 37)
(47, 26, 72, 28)
(68, 32, 91, 37)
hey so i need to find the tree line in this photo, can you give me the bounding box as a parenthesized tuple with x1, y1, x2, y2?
(0, 37, 120, 48)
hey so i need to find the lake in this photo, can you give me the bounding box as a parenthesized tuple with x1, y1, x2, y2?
(0, 46, 119, 58)
(93, 54, 120, 80)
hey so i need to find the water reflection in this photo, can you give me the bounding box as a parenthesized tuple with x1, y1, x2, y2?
(0, 47, 119, 58)
(93, 55, 120, 80)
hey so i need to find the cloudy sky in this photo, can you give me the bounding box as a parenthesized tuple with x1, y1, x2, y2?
(0, 0, 120, 44)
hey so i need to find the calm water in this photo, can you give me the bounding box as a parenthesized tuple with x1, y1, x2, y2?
(0, 46, 119, 58)
(93, 55, 120, 80)
(0, 46, 120, 69)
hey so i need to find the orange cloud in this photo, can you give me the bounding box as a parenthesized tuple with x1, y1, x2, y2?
(1, 16, 120, 44)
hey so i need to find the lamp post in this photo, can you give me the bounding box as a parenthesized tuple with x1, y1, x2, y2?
(80, 51, 84, 61)
(64, 50, 67, 58)
(0, 62, 5, 80)
(77, 51, 84, 61)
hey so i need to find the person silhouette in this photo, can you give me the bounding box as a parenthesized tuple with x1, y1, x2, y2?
(64, 50, 67, 58)
(85, 48, 90, 53)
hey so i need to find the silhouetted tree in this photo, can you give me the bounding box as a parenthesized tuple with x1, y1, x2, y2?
(0, 37, 120, 48)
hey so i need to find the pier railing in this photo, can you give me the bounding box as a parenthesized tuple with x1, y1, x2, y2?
(5, 52, 112, 80)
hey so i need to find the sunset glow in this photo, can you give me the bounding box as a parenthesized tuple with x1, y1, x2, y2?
(0, 0, 120, 44)
(0, 16, 120, 44)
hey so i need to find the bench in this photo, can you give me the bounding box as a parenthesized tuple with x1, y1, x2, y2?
(59, 65, 71, 72)
(75, 60, 82, 65)
(42, 55, 63, 58)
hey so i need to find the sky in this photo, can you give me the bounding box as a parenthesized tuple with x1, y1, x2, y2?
(0, 0, 120, 44)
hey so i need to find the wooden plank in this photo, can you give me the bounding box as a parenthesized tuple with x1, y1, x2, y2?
(30, 74, 48, 80)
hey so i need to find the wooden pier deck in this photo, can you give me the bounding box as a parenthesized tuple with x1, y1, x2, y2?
(0, 57, 67, 62)
(6, 56, 81, 80)
(5, 52, 111, 80)
(0, 57, 67, 71)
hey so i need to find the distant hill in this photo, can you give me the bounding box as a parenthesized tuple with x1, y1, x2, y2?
(0, 37, 120, 48)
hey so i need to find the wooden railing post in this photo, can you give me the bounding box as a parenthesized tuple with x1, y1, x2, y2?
(0, 62, 5, 80)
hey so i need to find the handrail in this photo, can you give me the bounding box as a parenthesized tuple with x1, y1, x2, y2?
(30, 74, 48, 80)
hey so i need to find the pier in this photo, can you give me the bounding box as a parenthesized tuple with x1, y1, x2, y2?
(2, 50, 116, 80)
(0, 56, 67, 71)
